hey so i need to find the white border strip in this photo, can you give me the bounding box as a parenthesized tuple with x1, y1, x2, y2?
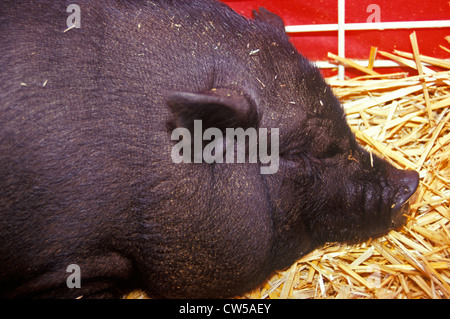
(313, 59, 450, 69)
(285, 20, 450, 33)
(337, 0, 346, 79)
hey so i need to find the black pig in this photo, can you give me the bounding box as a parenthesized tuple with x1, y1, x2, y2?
(0, 0, 419, 298)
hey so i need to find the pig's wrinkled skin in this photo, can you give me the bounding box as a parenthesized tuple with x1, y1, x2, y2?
(0, 0, 419, 298)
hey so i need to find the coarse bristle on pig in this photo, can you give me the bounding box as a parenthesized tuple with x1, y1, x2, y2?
(125, 35, 450, 300)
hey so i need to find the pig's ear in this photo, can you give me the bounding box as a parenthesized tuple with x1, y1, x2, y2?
(252, 7, 285, 32)
(167, 88, 258, 131)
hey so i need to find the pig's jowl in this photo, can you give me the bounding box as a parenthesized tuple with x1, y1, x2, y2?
(0, 0, 419, 298)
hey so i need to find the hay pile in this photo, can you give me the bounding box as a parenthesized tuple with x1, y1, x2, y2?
(241, 33, 450, 299)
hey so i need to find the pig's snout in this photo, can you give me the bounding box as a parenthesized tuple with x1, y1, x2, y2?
(388, 169, 420, 228)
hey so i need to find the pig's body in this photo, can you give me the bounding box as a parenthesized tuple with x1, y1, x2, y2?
(0, 0, 419, 298)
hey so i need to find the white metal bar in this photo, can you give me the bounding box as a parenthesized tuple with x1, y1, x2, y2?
(285, 20, 450, 33)
(315, 59, 416, 69)
(313, 59, 450, 69)
(338, 0, 345, 80)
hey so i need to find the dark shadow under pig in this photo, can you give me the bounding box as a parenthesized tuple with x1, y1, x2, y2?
(0, 0, 419, 298)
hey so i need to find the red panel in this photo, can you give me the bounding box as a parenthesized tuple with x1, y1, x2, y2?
(221, 0, 450, 76)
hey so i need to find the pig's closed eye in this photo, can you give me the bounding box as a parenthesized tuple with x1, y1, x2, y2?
(317, 143, 343, 159)
(325, 143, 342, 157)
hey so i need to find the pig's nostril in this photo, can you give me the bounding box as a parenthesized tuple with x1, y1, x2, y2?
(392, 170, 420, 208)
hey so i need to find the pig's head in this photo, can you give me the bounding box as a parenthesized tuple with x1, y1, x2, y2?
(273, 74, 420, 246)
(167, 6, 419, 272)
(252, 10, 420, 253)
(265, 46, 420, 248)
